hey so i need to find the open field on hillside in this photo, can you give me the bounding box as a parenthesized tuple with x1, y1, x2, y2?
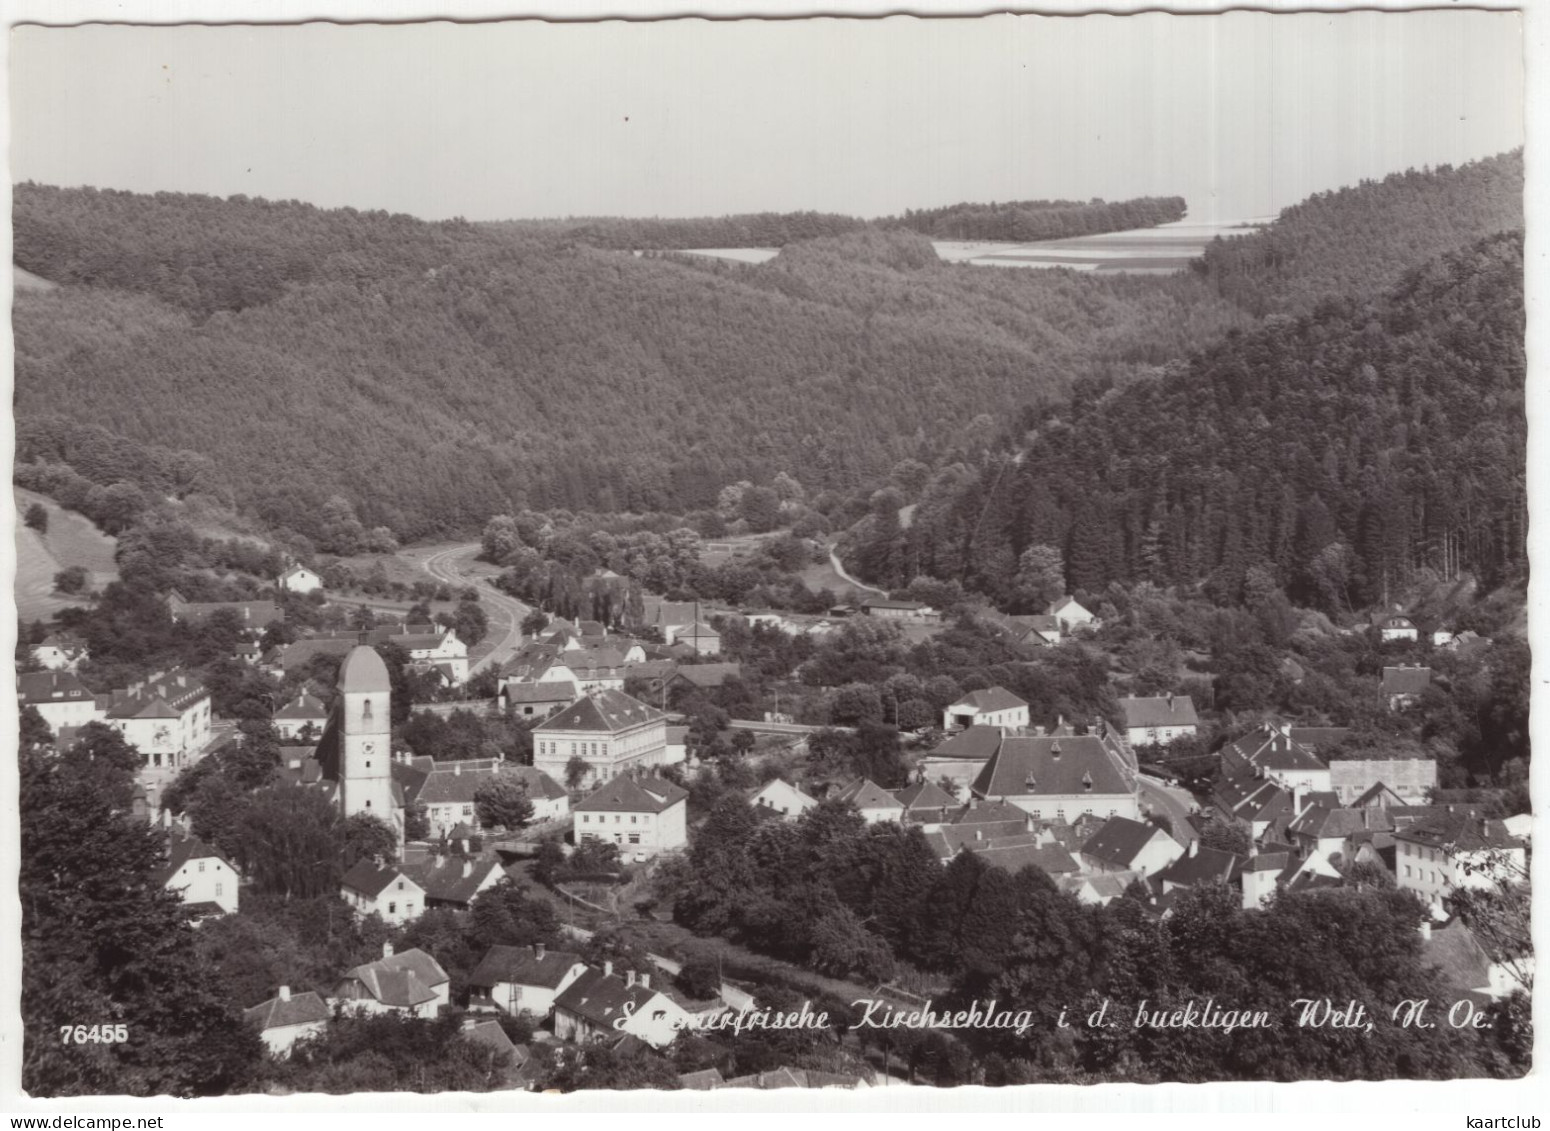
(14, 488, 119, 621)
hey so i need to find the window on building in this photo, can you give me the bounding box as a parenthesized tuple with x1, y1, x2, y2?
(628, 834, 641, 845)
(216, 883, 223, 896)
(198, 861, 205, 873)
(365, 800, 371, 808)
(463, 804, 473, 816)
(397, 881, 404, 890)
(388, 902, 397, 914)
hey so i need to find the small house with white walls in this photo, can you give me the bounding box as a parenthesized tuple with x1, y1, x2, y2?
(279, 565, 324, 594)
(751, 778, 819, 820)
(553, 963, 692, 1049)
(340, 859, 426, 926)
(1116, 695, 1199, 748)
(332, 943, 450, 1019)
(157, 830, 241, 918)
(942, 687, 1029, 733)
(833, 778, 906, 824)
(1048, 597, 1096, 631)
(468, 943, 588, 1017)
(244, 987, 330, 1057)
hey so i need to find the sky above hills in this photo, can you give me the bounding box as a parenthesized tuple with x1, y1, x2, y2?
(10, 10, 1523, 225)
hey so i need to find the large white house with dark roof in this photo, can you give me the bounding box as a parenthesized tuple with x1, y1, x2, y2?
(573, 774, 688, 857)
(534, 689, 668, 789)
(942, 687, 1028, 733)
(970, 730, 1139, 822)
(1116, 694, 1199, 747)
(17, 670, 104, 734)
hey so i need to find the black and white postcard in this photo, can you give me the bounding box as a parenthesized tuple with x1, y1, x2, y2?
(3, 0, 1537, 1118)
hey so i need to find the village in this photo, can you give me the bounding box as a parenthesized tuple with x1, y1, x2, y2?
(16, 530, 1533, 1091)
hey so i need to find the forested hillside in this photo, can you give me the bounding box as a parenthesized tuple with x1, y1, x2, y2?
(13, 155, 1521, 548)
(1195, 150, 1522, 316)
(13, 185, 1247, 543)
(885, 195, 1187, 241)
(486, 194, 1184, 249)
(847, 231, 1526, 612)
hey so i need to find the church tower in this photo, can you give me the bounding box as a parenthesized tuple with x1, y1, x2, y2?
(335, 644, 400, 849)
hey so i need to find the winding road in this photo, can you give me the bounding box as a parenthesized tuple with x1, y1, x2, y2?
(828, 546, 888, 597)
(1138, 775, 1200, 843)
(415, 543, 531, 676)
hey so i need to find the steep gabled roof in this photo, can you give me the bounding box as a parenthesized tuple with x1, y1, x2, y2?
(929, 725, 1004, 760)
(833, 778, 905, 813)
(574, 775, 687, 815)
(341, 949, 448, 1009)
(275, 691, 328, 720)
(504, 681, 577, 704)
(156, 831, 237, 886)
(536, 689, 663, 735)
(893, 780, 958, 812)
(949, 687, 1027, 714)
(245, 990, 331, 1031)
(971, 734, 1133, 799)
(1394, 809, 1521, 853)
(468, 945, 585, 991)
(1155, 846, 1244, 889)
(17, 670, 97, 704)
(553, 966, 658, 1029)
(1081, 816, 1169, 868)
(1117, 695, 1199, 730)
(406, 857, 505, 905)
(340, 858, 417, 900)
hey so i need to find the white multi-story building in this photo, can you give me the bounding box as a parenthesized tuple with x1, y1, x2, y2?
(1395, 810, 1527, 918)
(573, 774, 688, 858)
(18, 670, 105, 734)
(534, 689, 668, 789)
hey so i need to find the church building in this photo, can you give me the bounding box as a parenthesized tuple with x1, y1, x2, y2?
(315, 644, 405, 854)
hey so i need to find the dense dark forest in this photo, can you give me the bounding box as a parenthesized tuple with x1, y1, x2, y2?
(13, 186, 1246, 542)
(1195, 151, 1523, 317)
(485, 210, 867, 250)
(884, 195, 1187, 241)
(487, 194, 1185, 249)
(12, 152, 1521, 547)
(845, 230, 1526, 612)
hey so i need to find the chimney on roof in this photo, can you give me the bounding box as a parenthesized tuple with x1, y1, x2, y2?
(463, 859, 473, 878)
(535, 943, 545, 960)
(604, 960, 614, 978)
(1419, 920, 1432, 942)
(383, 941, 394, 959)
(640, 973, 650, 990)
(975, 829, 983, 842)
(278, 985, 291, 1002)
(1188, 838, 1199, 858)
(626, 969, 636, 988)
(454, 763, 462, 776)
